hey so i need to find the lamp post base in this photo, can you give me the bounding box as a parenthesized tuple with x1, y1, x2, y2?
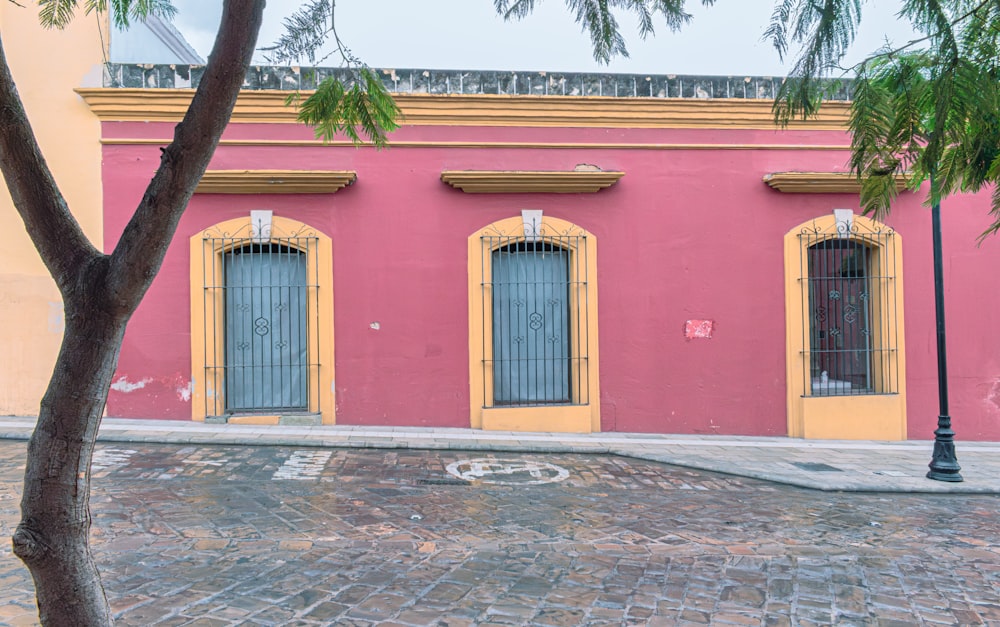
(927, 420, 963, 482)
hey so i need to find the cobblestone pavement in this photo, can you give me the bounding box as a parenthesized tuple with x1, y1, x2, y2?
(1, 441, 998, 626)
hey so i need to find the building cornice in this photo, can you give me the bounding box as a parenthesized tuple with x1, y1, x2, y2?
(441, 170, 625, 193)
(763, 171, 910, 194)
(76, 88, 851, 130)
(195, 170, 357, 194)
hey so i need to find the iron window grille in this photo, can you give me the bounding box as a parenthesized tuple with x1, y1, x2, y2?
(199, 223, 322, 418)
(480, 229, 590, 408)
(798, 220, 900, 397)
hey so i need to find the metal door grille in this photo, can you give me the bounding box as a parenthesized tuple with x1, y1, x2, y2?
(481, 234, 589, 407)
(798, 222, 899, 397)
(200, 233, 321, 418)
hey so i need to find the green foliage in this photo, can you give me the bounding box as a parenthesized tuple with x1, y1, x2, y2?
(262, 1, 400, 146)
(37, 0, 175, 29)
(289, 68, 400, 147)
(768, 0, 862, 123)
(767, 0, 1000, 236)
(494, 0, 716, 63)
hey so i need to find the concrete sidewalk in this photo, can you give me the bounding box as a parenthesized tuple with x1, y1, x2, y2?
(2, 416, 998, 494)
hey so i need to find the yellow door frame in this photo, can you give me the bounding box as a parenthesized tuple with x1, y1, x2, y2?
(784, 214, 906, 440)
(468, 215, 600, 433)
(189, 215, 335, 424)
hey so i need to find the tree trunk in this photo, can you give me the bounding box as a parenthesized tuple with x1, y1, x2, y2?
(0, 2, 265, 624)
(13, 275, 127, 626)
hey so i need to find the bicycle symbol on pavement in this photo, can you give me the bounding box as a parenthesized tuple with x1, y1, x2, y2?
(445, 458, 570, 485)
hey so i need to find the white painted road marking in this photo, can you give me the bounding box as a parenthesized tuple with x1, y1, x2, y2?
(92, 448, 137, 471)
(446, 459, 570, 485)
(272, 450, 333, 481)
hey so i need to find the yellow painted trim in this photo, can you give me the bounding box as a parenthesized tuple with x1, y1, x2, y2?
(442, 170, 624, 193)
(764, 171, 910, 194)
(481, 406, 594, 434)
(793, 395, 906, 440)
(468, 216, 600, 433)
(228, 414, 281, 426)
(77, 88, 851, 130)
(190, 216, 335, 425)
(783, 214, 906, 440)
(101, 137, 852, 151)
(196, 170, 356, 194)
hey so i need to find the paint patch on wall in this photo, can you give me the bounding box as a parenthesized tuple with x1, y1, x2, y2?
(48, 302, 64, 334)
(988, 379, 1000, 411)
(685, 319, 715, 340)
(110, 376, 152, 393)
(177, 380, 194, 402)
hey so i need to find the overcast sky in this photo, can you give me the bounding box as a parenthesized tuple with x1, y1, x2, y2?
(166, 0, 917, 76)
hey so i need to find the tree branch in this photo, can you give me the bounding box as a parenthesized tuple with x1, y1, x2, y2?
(837, 0, 990, 73)
(0, 32, 101, 294)
(105, 0, 266, 314)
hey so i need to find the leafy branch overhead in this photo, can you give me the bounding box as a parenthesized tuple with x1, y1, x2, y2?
(38, 0, 177, 29)
(262, 0, 400, 146)
(768, 0, 1000, 234)
(494, 0, 716, 63)
(289, 68, 400, 147)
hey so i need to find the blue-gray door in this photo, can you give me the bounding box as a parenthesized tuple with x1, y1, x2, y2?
(225, 244, 308, 412)
(492, 243, 570, 405)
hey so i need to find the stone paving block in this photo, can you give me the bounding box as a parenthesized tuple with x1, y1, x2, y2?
(420, 582, 473, 605)
(720, 584, 767, 607)
(531, 606, 586, 625)
(626, 604, 655, 620)
(177, 618, 230, 627)
(476, 617, 523, 626)
(950, 608, 987, 624)
(327, 618, 375, 627)
(147, 616, 193, 627)
(715, 611, 770, 625)
(342, 593, 409, 620)
(386, 606, 443, 624)
(483, 601, 535, 619)
(328, 584, 376, 606)
(587, 606, 627, 622)
(677, 608, 712, 623)
(0, 606, 38, 627)
(244, 605, 297, 623)
(763, 614, 792, 626)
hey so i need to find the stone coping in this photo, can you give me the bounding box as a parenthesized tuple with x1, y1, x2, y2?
(101, 63, 852, 101)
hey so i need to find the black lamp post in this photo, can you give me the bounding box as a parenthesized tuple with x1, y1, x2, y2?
(926, 191, 963, 482)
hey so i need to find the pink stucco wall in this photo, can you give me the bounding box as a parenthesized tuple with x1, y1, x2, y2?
(101, 120, 1000, 440)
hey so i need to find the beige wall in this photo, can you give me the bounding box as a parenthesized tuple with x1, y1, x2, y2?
(0, 6, 104, 414)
